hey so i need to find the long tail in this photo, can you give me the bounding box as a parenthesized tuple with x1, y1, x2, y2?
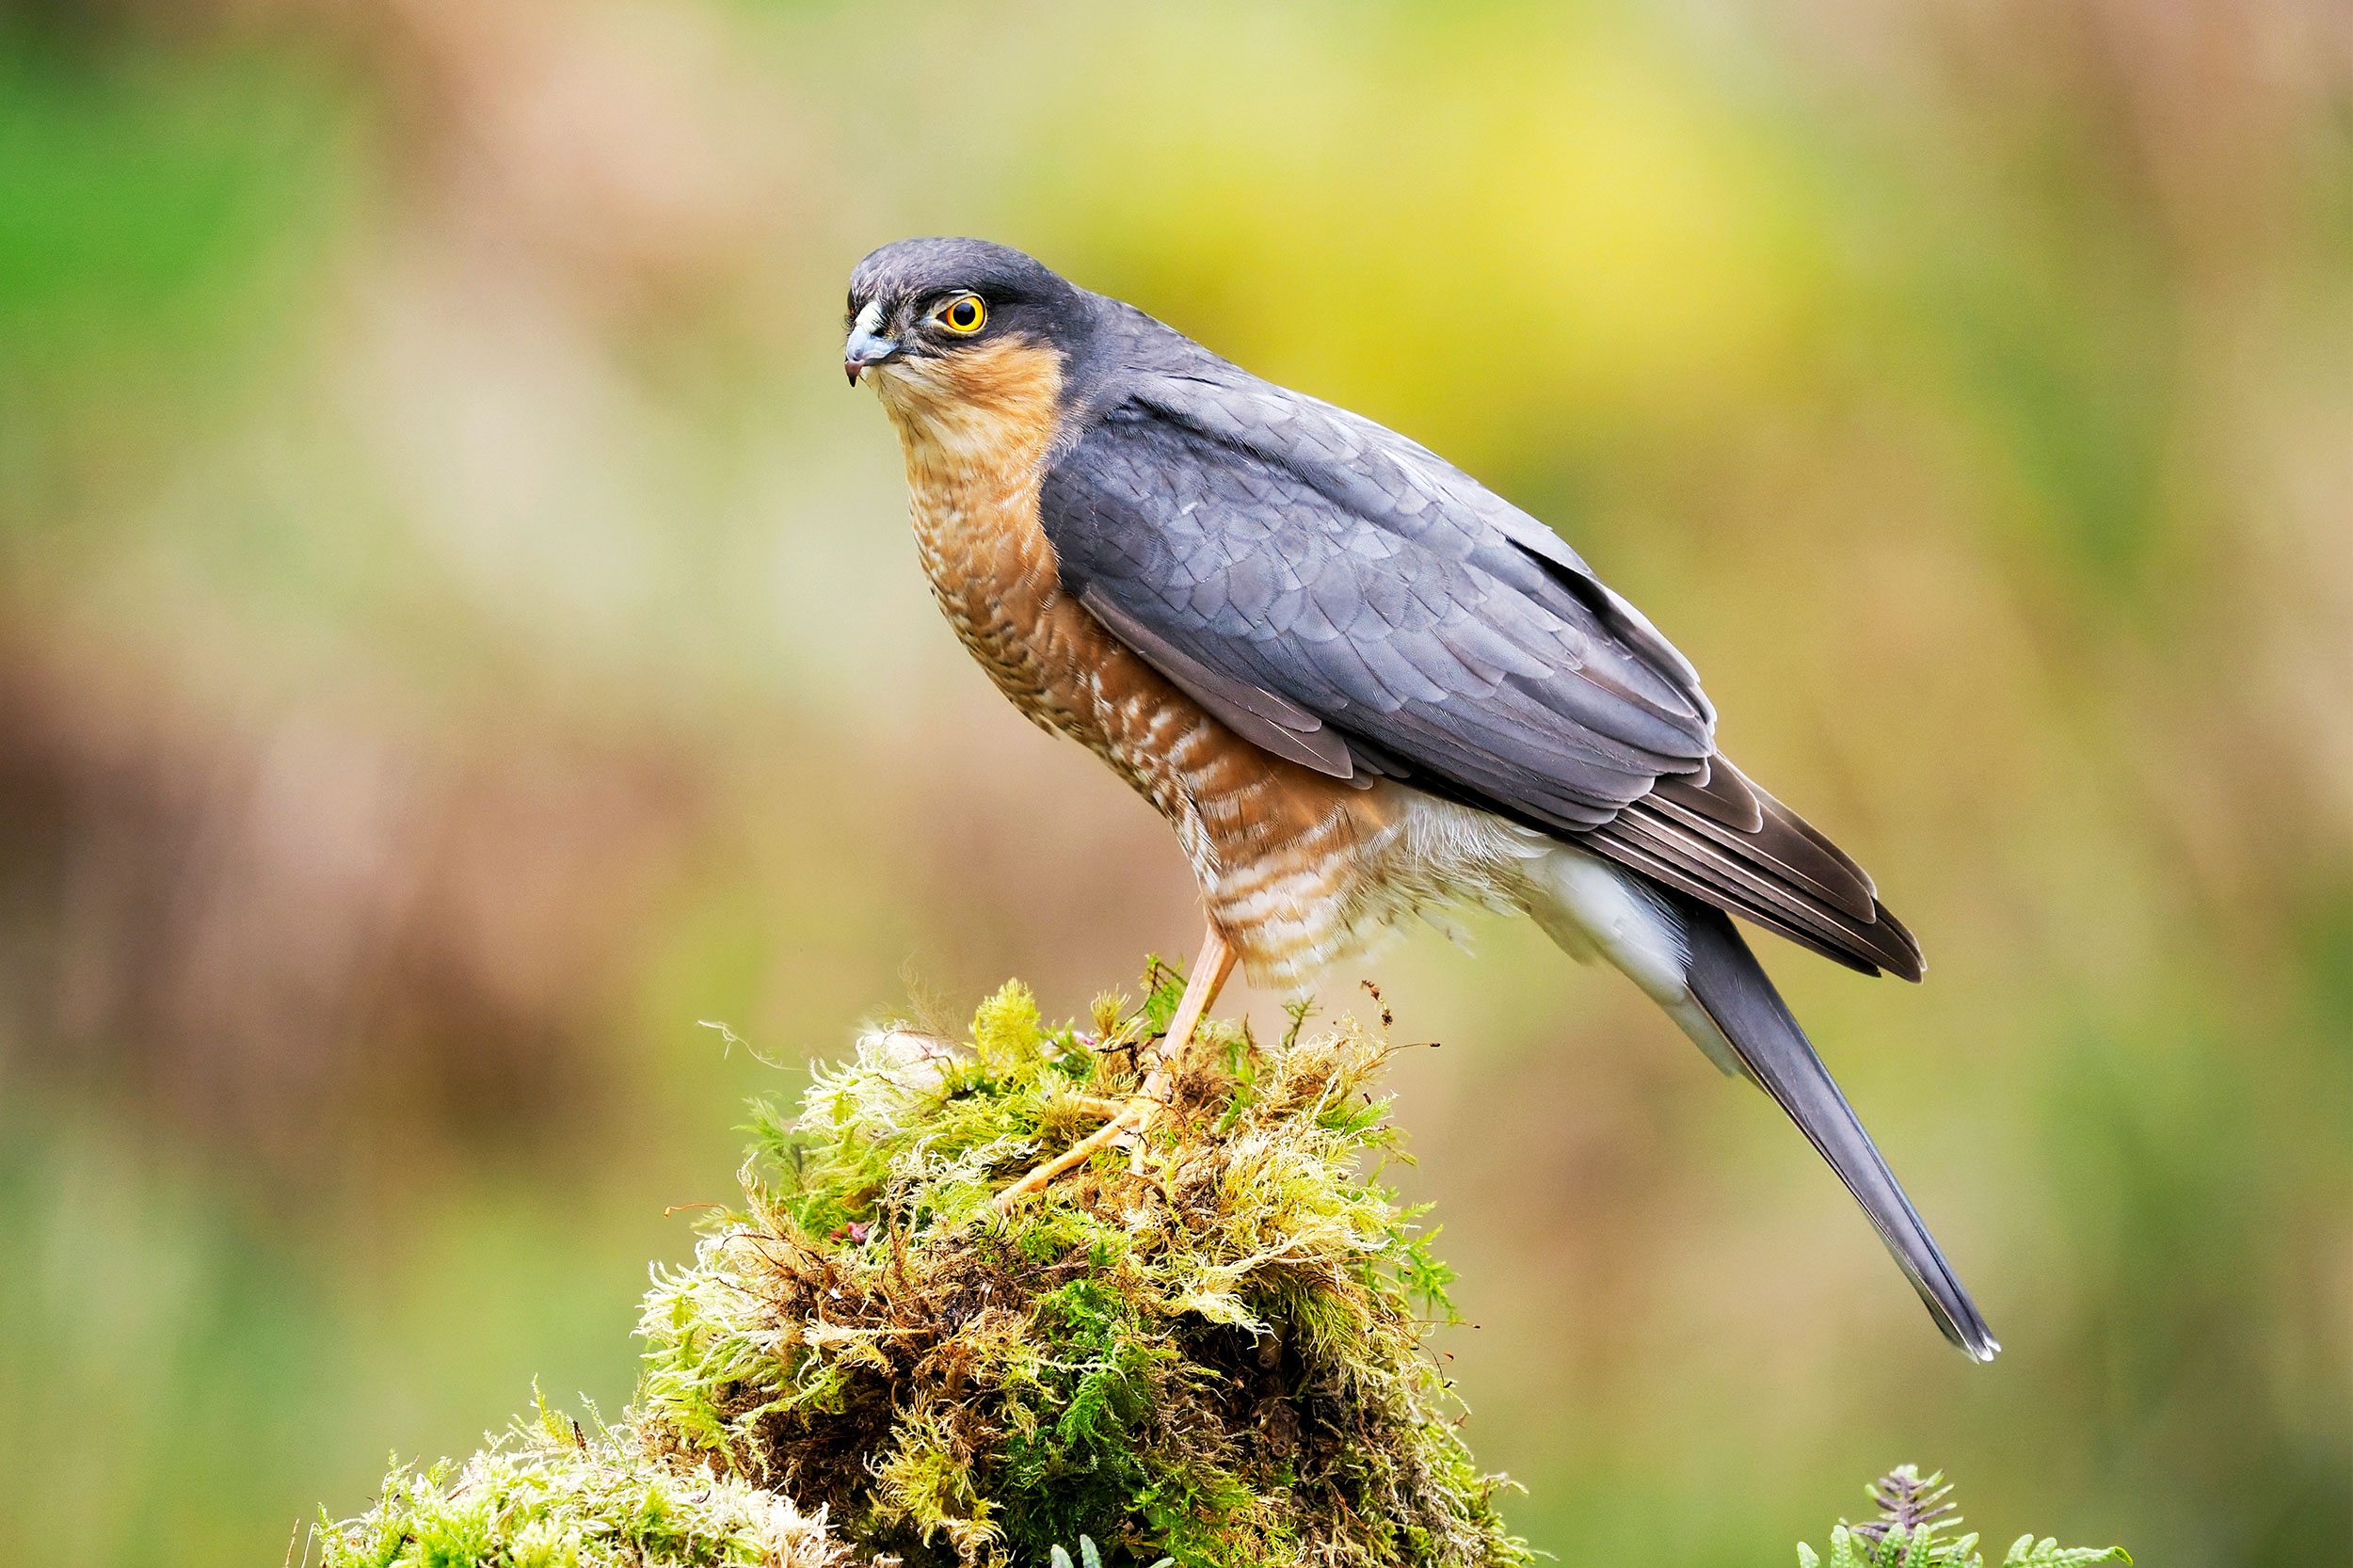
(1524, 845, 1998, 1360)
(1674, 894, 1998, 1360)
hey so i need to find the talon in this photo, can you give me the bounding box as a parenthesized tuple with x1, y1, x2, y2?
(991, 922, 1235, 1208)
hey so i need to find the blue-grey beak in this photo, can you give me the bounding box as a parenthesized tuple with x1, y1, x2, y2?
(844, 328, 899, 385)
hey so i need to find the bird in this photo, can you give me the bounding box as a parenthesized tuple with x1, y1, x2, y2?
(842, 236, 1997, 1361)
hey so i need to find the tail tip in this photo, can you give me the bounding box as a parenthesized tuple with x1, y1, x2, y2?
(1940, 1307, 2001, 1363)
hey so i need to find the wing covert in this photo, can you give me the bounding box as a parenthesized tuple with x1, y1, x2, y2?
(1039, 393, 1715, 832)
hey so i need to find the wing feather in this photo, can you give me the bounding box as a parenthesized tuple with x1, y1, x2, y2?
(1077, 585, 1359, 781)
(1039, 351, 1921, 977)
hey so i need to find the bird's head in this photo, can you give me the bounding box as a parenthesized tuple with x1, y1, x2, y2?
(843, 238, 1094, 441)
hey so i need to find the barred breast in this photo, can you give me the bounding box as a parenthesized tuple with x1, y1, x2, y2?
(868, 344, 1543, 989)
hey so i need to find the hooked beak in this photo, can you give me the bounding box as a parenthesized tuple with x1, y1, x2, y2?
(844, 298, 901, 386)
(844, 328, 899, 386)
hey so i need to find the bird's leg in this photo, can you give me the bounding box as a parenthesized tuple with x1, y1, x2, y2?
(1123, 923, 1239, 1175)
(995, 922, 1236, 1208)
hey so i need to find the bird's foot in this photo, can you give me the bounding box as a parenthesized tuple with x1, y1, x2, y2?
(1071, 1094, 1153, 1172)
(992, 1088, 1162, 1209)
(992, 922, 1236, 1211)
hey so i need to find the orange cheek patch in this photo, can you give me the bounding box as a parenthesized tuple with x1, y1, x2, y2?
(930, 338, 1064, 420)
(876, 339, 1064, 477)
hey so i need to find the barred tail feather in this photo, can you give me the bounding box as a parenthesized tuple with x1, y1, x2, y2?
(1523, 844, 1997, 1360)
(1673, 895, 1998, 1360)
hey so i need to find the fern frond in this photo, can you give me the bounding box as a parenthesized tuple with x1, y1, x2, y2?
(1801, 1469, 2126, 1568)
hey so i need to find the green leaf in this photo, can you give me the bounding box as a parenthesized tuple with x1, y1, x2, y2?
(2001, 1536, 2130, 1566)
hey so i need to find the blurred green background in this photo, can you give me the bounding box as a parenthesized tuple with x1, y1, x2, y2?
(0, 0, 2344, 1562)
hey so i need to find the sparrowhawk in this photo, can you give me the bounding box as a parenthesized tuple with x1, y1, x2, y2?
(843, 236, 1996, 1361)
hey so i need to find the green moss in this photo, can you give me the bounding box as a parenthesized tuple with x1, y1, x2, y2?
(636, 964, 1524, 1568)
(317, 1393, 854, 1568)
(313, 972, 2133, 1568)
(322, 962, 1523, 1568)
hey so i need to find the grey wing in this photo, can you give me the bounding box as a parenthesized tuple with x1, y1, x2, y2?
(1046, 402, 1709, 827)
(1041, 372, 1922, 978)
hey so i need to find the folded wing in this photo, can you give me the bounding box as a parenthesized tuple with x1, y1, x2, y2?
(1038, 365, 1921, 978)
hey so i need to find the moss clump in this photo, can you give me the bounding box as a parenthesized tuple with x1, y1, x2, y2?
(318, 1394, 856, 1567)
(635, 965, 1524, 1568)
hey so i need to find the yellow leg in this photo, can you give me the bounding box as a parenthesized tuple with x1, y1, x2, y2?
(995, 921, 1237, 1208)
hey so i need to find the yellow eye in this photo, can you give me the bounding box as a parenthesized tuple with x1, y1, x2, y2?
(937, 295, 985, 333)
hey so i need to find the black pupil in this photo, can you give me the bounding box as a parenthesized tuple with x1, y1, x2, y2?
(951, 299, 977, 327)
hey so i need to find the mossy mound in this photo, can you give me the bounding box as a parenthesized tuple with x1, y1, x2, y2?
(643, 967, 1520, 1568)
(321, 964, 1523, 1568)
(319, 1396, 855, 1568)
